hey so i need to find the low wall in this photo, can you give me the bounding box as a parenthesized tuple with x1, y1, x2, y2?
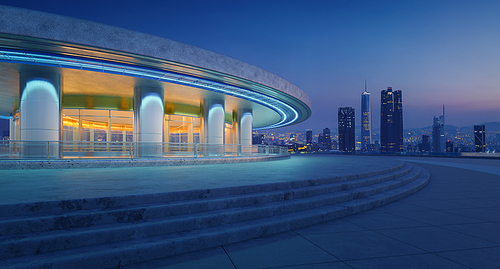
(0, 155, 290, 170)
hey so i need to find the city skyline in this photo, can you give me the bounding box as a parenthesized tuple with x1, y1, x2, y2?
(0, 0, 498, 131)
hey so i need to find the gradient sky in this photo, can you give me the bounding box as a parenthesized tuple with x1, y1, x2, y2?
(1, 0, 499, 131)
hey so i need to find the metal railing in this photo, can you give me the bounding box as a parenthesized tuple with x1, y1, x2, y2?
(0, 140, 289, 159)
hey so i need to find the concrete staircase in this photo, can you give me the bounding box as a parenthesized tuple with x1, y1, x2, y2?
(0, 163, 429, 268)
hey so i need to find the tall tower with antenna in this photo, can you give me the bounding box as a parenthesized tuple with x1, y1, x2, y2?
(361, 80, 372, 151)
(432, 105, 446, 153)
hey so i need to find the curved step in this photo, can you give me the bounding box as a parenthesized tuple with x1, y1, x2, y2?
(0, 164, 430, 268)
(0, 164, 412, 236)
(0, 163, 406, 217)
(0, 165, 421, 259)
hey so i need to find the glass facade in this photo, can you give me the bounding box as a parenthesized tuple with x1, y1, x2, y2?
(5, 108, 287, 159)
(165, 115, 200, 144)
(62, 109, 134, 142)
(62, 109, 206, 144)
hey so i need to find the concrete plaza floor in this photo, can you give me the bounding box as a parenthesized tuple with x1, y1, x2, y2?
(0, 155, 400, 205)
(123, 156, 500, 269)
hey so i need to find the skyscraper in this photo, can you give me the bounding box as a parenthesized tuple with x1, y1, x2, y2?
(432, 105, 445, 153)
(380, 87, 403, 153)
(474, 125, 486, 152)
(306, 130, 312, 145)
(319, 127, 332, 150)
(361, 84, 372, 151)
(446, 140, 454, 153)
(338, 107, 355, 152)
(420, 134, 431, 152)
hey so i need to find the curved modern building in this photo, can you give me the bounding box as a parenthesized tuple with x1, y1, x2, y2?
(0, 5, 311, 158)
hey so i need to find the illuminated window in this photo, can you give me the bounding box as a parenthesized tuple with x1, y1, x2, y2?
(165, 115, 200, 144)
(62, 109, 133, 142)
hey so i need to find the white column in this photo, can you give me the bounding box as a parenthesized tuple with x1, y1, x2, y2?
(134, 86, 164, 157)
(19, 72, 61, 158)
(20, 81, 60, 141)
(207, 104, 224, 145)
(240, 111, 253, 155)
(203, 100, 225, 156)
(207, 102, 224, 145)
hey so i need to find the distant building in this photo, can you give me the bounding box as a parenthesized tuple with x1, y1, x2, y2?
(306, 130, 312, 145)
(474, 125, 486, 152)
(420, 135, 431, 152)
(318, 128, 332, 151)
(338, 107, 355, 152)
(432, 105, 445, 153)
(380, 87, 403, 153)
(361, 87, 372, 151)
(446, 140, 454, 153)
(252, 133, 265, 145)
(406, 144, 413, 152)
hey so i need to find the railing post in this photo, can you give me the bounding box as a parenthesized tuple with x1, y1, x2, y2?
(194, 143, 197, 158)
(130, 142, 133, 159)
(47, 141, 50, 159)
(238, 144, 242, 157)
(266, 145, 269, 156)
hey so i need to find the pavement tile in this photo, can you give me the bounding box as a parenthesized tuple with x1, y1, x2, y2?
(488, 206, 500, 212)
(264, 261, 352, 269)
(395, 199, 474, 210)
(441, 222, 500, 244)
(436, 247, 500, 269)
(346, 253, 468, 269)
(120, 246, 234, 269)
(392, 209, 483, 225)
(341, 211, 428, 230)
(224, 233, 337, 269)
(442, 208, 500, 222)
(293, 218, 367, 235)
(302, 230, 424, 261)
(376, 202, 430, 213)
(378, 226, 497, 252)
(438, 198, 500, 208)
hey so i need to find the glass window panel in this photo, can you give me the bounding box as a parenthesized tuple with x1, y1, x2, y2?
(81, 110, 109, 116)
(94, 129, 107, 142)
(81, 129, 91, 141)
(63, 109, 80, 116)
(111, 110, 132, 117)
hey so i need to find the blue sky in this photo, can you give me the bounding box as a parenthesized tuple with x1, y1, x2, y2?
(1, 0, 499, 131)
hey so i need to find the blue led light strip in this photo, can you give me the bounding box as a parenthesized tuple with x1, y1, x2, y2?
(0, 49, 299, 129)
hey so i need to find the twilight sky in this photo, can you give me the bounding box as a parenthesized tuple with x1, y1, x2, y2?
(1, 0, 499, 131)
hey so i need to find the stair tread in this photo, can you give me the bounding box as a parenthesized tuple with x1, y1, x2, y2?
(0, 164, 430, 268)
(0, 166, 421, 247)
(0, 163, 413, 224)
(2, 167, 429, 268)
